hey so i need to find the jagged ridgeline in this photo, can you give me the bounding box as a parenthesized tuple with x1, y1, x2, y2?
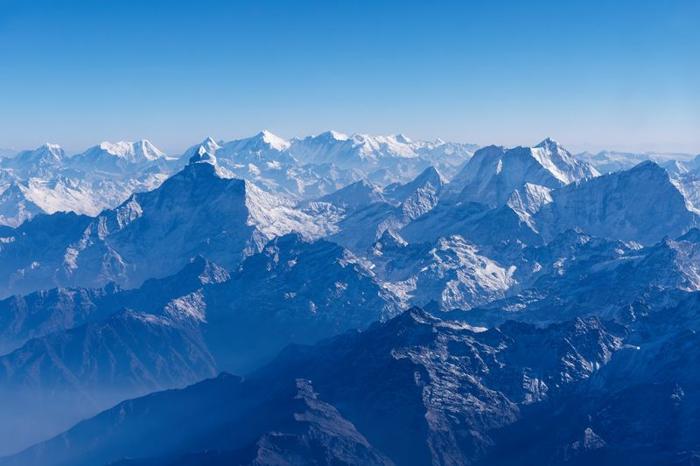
(0, 133, 699, 465)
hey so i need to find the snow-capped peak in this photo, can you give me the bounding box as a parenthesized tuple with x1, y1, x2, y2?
(256, 130, 290, 151)
(328, 130, 349, 141)
(535, 137, 561, 149)
(188, 146, 218, 165)
(197, 137, 221, 155)
(529, 138, 599, 184)
(42, 142, 64, 154)
(314, 130, 349, 141)
(26, 143, 65, 160)
(179, 137, 222, 162)
(3, 143, 66, 172)
(445, 139, 598, 207)
(202, 136, 220, 148)
(95, 139, 166, 162)
(394, 133, 412, 144)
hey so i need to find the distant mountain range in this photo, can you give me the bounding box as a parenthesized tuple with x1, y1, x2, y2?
(0, 131, 699, 464)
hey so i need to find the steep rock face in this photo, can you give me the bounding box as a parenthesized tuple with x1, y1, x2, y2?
(446, 139, 597, 207)
(370, 234, 516, 311)
(3, 309, 622, 466)
(0, 156, 325, 297)
(0, 183, 45, 228)
(323, 168, 446, 253)
(259, 310, 621, 466)
(401, 201, 543, 262)
(0, 144, 66, 178)
(384, 166, 445, 219)
(536, 161, 697, 244)
(463, 230, 700, 329)
(506, 182, 553, 228)
(5, 376, 394, 466)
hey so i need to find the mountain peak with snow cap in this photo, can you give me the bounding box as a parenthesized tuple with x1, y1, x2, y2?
(394, 133, 412, 144)
(536, 159, 696, 244)
(188, 145, 218, 166)
(529, 138, 599, 184)
(1, 143, 66, 177)
(94, 139, 166, 162)
(255, 130, 290, 151)
(211, 130, 295, 167)
(22, 143, 65, 160)
(535, 137, 561, 149)
(41, 142, 64, 153)
(201, 136, 220, 149)
(316, 130, 349, 141)
(446, 139, 598, 207)
(179, 137, 221, 162)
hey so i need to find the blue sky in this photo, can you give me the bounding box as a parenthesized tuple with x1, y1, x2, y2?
(0, 0, 698, 154)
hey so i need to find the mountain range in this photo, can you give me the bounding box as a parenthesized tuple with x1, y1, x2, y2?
(0, 131, 699, 464)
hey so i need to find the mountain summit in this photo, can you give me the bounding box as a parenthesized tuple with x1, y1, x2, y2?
(446, 139, 598, 207)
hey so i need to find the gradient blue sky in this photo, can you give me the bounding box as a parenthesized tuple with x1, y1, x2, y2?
(1, 0, 698, 154)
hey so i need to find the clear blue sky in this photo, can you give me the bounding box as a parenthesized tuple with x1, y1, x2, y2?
(1, 0, 698, 154)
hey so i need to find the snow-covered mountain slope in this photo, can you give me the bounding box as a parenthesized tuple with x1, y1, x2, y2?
(216, 130, 294, 164)
(576, 149, 699, 174)
(174, 130, 473, 200)
(317, 179, 386, 212)
(317, 167, 447, 253)
(0, 154, 328, 297)
(505, 182, 553, 227)
(0, 182, 45, 227)
(3, 308, 622, 466)
(0, 141, 177, 226)
(462, 229, 700, 328)
(180, 132, 360, 199)
(668, 164, 700, 214)
(536, 161, 697, 244)
(291, 131, 417, 165)
(445, 138, 598, 207)
(68, 139, 174, 174)
(0, 143, 65, 178)
(384, 166, 445, 218)
(370, 233, 516, 310)
(400, 200, 543, 261)
(289, 130, 475, 183)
